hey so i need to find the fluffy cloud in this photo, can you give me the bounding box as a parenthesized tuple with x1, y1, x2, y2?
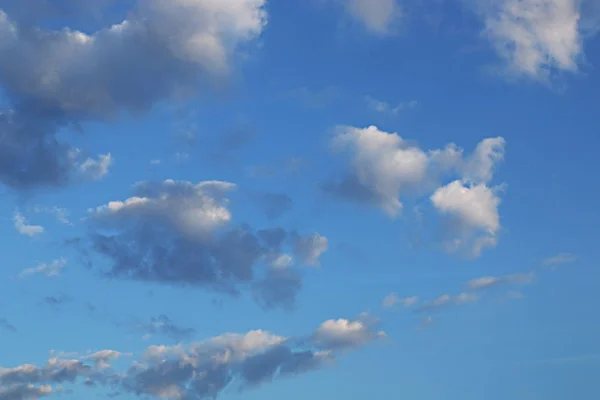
(479, 0, 599, 81)
(82, 179, 327, 310)
(13, 211, 44, 237)
(0, 0, 267, 189)
(339, 0, 403, 36)
(365, 96, 418, 115)
(0, 315, 383, 400)
(328, 125, 506, 256)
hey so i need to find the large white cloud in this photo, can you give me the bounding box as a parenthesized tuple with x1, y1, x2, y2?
(0, 0, 267, 189)
(328, 125, 506, 256)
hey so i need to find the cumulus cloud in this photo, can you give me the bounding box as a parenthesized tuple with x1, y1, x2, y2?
(18, 258, 67, 279)
(328, 125, 506, 256)
(0, 315, 383, 400)
(479, 0, 599, 81)
(338, 0, 403, 36)
(0, 0, 267, 189)
(82, 179, 327, 310)
(13, 211, 44, 237)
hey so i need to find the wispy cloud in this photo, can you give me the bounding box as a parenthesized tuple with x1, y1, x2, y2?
(417, 292, 479, 313)
(543, 253, 577, 267)
(365, 96, 418, 115)
(466, 272, 535, 290)
(13, 211, 44, 237)
(382, 293, 418, 308)
(18, 258, 67, 279)
(33, 205, 71, 225)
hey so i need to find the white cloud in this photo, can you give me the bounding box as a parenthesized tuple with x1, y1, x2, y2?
(382, 293, 418, 308)
(430, 181, 502, 257)
(91, 179, 235, 239)
(312, 314, 386, 351)
(13, 211, 44, 237)
(18, 258, 67, 279)
(329, 125, 506, 256)
(342, 0, 403, 36)
(481, 0, 585, 81)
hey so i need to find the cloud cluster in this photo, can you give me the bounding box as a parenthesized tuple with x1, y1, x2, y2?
(0, 315, 383, 400)
(0, 0, 267, 189)
(328, 125, 505, 256)
(82, 179, 327, 310)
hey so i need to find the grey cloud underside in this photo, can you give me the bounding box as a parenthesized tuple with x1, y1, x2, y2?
(80, 179, 326, 310)
(0, 0, 266, 189)
(86, 226, 318, 309)
(0, 315, 382, 400)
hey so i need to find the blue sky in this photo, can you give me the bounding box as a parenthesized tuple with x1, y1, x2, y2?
(1, 0, 599, 399)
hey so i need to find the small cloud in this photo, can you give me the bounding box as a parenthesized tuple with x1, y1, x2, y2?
(18, 257, 67, 279)
(77, 152, 113, 180)
(466, 272, 535, 290)
(543, 253, 577, 267)
(13, 211, 44, 237)
(150, 159, 161, 165)
(382, 293, 418, 308)
(365, 96, 418, 115)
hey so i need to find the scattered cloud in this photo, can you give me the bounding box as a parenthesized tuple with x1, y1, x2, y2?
(417, 292, 480, 313)
(13, 211, 44, 237)
(81, 179, 327, 310)
(327, 125, 505, 256)
(542, 252, 577, 267)
(382, 293, 418, 308)
(479, 0, 594, 81)
(337, 0, 403, 36)
(18, 258, 67, 279)
(0, 0, 267, 189)
(365, 96, 418, 115)
(0, 314, 383, 400)
(466, 272, 535, 290)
